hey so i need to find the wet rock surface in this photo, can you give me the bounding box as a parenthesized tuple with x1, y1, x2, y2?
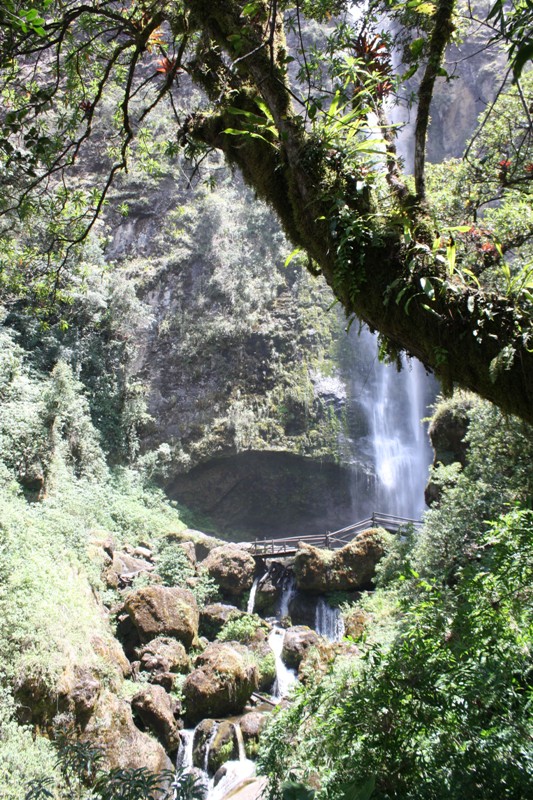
(281, 626, 321, 669)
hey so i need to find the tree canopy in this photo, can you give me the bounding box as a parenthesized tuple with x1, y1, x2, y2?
(0, 1, 532, 422)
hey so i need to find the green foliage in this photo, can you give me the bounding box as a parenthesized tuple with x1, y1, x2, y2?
(413, 398, 533, 582)
(258, 400, 533, 799)
(488, 1, 533, 79)
(154, 540, 220, 604)
(0, 689, 60, 800)
(281, 781, 315, 800)
(259, 509, 533, 800)
(93, 767, 175, 800)
(170, 768, 205, 800)
(155, 543, 195, 587)
(217, 613, 266, 644)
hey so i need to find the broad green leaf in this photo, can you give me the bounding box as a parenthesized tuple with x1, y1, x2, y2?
(420, 276, 435, 300)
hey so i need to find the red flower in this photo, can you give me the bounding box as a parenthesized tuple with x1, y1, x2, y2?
(156, 57, 177, 75)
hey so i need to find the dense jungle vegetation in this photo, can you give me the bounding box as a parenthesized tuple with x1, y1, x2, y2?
(0, 2, 532, 800)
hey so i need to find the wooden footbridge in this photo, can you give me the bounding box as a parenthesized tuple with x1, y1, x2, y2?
(248, 512, 421, 559)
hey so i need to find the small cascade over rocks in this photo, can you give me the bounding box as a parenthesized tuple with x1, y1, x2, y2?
(315, 597, 345, 643)
(176, 728, 195, 772)
(268, 627, 298, 700)
(124, 545, 376, 798)
(278, 572, 297, 619)
(247, 576, 260, 614)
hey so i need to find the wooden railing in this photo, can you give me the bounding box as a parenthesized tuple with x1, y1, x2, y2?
(248, 512, 421, 557)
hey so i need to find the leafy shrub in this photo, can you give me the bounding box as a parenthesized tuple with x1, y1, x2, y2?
(258, 508, 533, 800)
(155, 543, 195, 587)
(217, 613, 266, 644)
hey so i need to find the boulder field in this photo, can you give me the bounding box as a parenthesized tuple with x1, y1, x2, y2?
(22, 526, 389, 793)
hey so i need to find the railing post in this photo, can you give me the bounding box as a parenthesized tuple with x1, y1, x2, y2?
(325, 531, 330, 549)
(372, 511, 376, 527)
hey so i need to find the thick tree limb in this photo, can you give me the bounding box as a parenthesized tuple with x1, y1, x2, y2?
(414, 0, 457, 200)
(182, 0, 533, 425)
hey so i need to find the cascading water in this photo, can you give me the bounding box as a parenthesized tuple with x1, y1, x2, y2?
(176, 728, 195, 772)
(278, 573, 296, 619)
(247, 575, 260, 614)
(208, 724, 256, 800)
(268, 626, 297, 699)
(265, 571, 298, 700)
(315, 597, 345, 642)
(340, 326, 436, 521)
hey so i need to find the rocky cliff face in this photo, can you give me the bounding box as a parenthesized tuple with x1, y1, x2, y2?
(103, 166, 371, 536)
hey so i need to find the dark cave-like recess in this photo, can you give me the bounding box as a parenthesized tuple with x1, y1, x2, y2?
(166, 450, 374, 540)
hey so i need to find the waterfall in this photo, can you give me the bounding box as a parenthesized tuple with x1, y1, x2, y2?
(278, 573, 296, 619)
(233, 722, 247, 762)
(247, 576, 260, 614)
(208, 724, 256, 800)
(341, 326, 435, 521)
(315, 597, 345, 642)
(176, 728, 195, 772)
(209, 759, 256, 800)
(268, 626, 297, 699)
(204, 723, 219, 774)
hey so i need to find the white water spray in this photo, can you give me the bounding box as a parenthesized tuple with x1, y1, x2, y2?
(268, 626, 297, 700)
(247, 576, 260, 614)
(278, 573, 296, 619)
(315, 597, 345, 642)
(342, 326, 435, 520)
(176, 728, 195, 772)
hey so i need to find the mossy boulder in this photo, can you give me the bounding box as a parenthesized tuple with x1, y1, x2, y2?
(131, 684, 182, 754)
(183, 642, 259, 723)
(81, 690, 172, 772)
(199, 603, 245, 639)
(425, 393, 475, 504)
(294, 529, 387, 593)
(342, 606, 369, 639)
(163, 529, 226, 562)
(202, 545, 256, 598)
(118, 586, 199, 655)
(253, 566, 284, 615)
(192, 718, 217, 769)
(281, 626, 321, 669)
(239, 711, 267, 759)
(104, 551, 155, 589)
(248, 636, 276, 693)
(137, 636, 190, 677)
(207, 720, 238, 775)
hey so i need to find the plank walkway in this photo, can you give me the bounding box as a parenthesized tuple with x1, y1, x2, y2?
(248, 512, 421, 558)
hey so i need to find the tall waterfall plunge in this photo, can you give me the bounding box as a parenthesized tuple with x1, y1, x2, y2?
(338, 326, 436, 521)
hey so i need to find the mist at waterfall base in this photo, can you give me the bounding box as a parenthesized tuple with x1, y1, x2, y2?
(339, 326, 436, 522)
